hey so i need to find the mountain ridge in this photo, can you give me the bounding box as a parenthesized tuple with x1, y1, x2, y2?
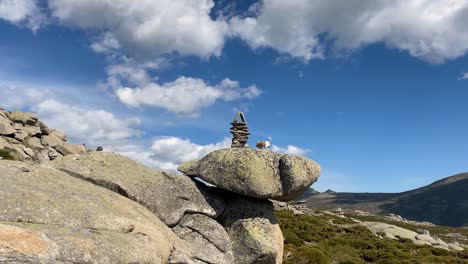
(302, 172, 468, 227)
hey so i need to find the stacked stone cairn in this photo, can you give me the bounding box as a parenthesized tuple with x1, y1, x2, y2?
(0, 108, 86, 162)
(230, 112, 250, 148)
(0, 106, 322, 264)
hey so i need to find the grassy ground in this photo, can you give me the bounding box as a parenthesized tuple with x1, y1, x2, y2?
(276, 210, 468, 264)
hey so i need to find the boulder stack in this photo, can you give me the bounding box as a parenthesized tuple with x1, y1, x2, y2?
(178, 147, 320, 263)
(0, 108, 86, 162)
(0, 106, 322, 264)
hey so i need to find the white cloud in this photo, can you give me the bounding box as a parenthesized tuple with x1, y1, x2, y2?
(47, 0, 229, 58)
(458, 72, 468, 80)
(230, 0, 468, 63)
(0, 84, 51, 108)
(107, 61, 261, 116)
(34, 99, 141, 145)
(110, 137, 231, 172)
(0, 84, 141, 146)
(271, 144, 310, 156)
(0, 0, 45, 31)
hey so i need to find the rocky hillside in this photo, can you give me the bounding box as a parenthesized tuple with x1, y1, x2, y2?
(274, 205, 467, 263)
(302, 172, 468, 227)
(0, 108, 322, 264)
(0, 108, 86, 162)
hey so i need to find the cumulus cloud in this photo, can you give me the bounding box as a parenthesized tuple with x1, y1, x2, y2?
(47, 0, 228, 58)
(105, 60, 261, 116)
(0, 0, 45, 31)
(0, 84, 141, 146)
(3, 0, 468, 65)
(230, 0, 468, 63)
(110, 137, 231, 172)
(271, 144, 310, 156)
(35, 99, 141, 145)
(115, 77, 260, 116)
(458, 72, 468, 80)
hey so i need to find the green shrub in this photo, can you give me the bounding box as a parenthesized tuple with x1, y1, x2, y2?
(0, 149, 14, 160)
(283, 229, 302, 246)
(284, 245, 329, 264)
(431, 248, 449, 256)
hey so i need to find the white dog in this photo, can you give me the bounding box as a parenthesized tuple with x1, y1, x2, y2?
(256, 137, 272, 150)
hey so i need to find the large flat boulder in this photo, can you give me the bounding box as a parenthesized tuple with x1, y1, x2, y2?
(220, 195, 284, 264)
(0, 160, 186, 263)
(179, 148, 321, 201)
(50, 151, 225, 226)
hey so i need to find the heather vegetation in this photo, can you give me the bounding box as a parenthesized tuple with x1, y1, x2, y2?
(276, 210, 468, 264)
(0, 149, 14, 160)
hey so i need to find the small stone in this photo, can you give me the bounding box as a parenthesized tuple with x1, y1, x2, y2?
(22, 147, 35, 157)
(26, 137, 45, 150)
(22, 125, 42, 137)
(13, 132, 27, 142)
(50, 130, 67, 141)
(37, 120, 50, 135)
(13, 123, 23, 130)
(48, 150, 59, 160)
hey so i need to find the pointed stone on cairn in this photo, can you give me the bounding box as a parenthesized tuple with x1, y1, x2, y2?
(230, 112, 250, 148)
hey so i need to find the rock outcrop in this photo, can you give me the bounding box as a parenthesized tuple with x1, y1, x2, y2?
(179, 148, 321, 201)
(50, 152, 225, 227)
(0, 108, 86, 162)
(0, 160, 187, 263)
(0, 107, 322, 263)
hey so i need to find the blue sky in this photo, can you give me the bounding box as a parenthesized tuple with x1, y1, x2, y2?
(1, 0, 468, 193)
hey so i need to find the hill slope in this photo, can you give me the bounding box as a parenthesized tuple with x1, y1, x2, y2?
(303, 173, 468, 227)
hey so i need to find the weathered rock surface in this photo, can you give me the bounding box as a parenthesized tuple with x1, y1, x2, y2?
(8, 111, 38, 126)
(0, 222, 171, 263)
(173, 214, 234, 264)
(221, 195, 284, 264)
(179, 148, 320, 201)
(0, 116, 15, 136)
(55, 143, 87, 155)
(0, 160, 187, 263)
(41, 134, 65, 148)
(50, 152, 225, 227)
